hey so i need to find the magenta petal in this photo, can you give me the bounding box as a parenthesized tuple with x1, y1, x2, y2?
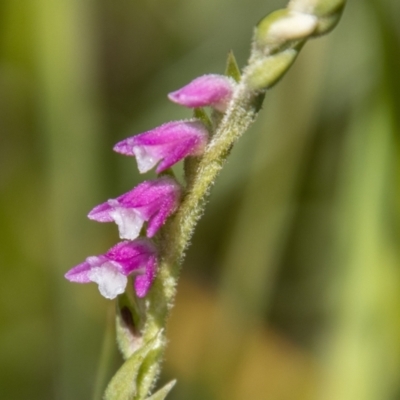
(134, 275, 151, 298)
(134, 255, 157, 297)
(64, 261, 92, 283)
(105, 241, 145, 265)
(88, 202, 114, 222)
(155, 136, 199, 173)
(105, 239, 157, 276)
(113, 139, 134, 155)
(117, 177, 178, 216)
(125, 120, 208, 173)
(146, 200, 174, 237)
(168, 74, 235, 112)
(130, 121, 205, 146)
(123, 177, 180, 218)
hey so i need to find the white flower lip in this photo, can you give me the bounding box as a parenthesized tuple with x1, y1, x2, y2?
(133, 145, 161, 173)
(109, 207, 144, 240)
(88, 262, 128, 300)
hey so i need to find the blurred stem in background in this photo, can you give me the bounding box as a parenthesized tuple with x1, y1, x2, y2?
(320, 90, 400, 400)
(93, 303, 116, 400)
(32, 0, 105, 398)
(319, 2, 400, 398)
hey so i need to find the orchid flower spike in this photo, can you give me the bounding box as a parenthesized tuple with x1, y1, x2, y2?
(88, 177, 181, 240)
(168, 74, 235, 112)
(114, 120, 209, 174)
(65, 239, 158, 299)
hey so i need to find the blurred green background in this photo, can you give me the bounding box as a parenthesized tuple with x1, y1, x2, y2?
(1, 0, 400, 399)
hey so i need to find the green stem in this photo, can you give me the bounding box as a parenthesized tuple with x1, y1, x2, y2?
(135, 79, 260, 400)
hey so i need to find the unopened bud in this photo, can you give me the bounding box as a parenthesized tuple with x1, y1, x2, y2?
(288, 0, 346, 36)
(255, 9, 317, 54)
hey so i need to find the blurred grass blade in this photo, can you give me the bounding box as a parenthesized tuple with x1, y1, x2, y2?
(320, 93, 400, 400)
(32, 0, 103, 398)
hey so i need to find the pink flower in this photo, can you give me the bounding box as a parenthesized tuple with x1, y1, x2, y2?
(168, 74, 235, 112)
(65, 239, 158, 299)
(88, 177, 181, 240)
(114, 120, 208, 174)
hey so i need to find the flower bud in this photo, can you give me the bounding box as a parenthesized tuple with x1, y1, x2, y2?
(168, 74, 235, 112)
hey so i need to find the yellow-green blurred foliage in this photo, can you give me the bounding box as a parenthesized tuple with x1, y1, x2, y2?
(1, 0, 400, 399)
